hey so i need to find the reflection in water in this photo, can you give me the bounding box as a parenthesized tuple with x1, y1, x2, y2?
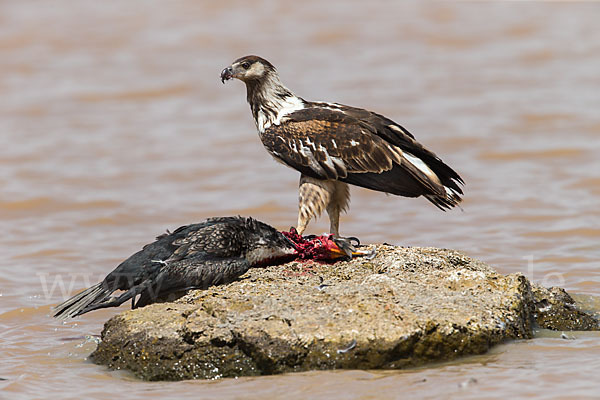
(1, 0, 599, 398)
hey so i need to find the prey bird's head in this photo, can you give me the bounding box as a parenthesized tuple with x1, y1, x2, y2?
(238, 218, 376, 266)
(242, 218, 297, 266)
(221, 55, 276, 84)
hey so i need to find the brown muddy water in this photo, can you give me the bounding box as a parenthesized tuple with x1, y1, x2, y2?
(1, 1, 599, 398)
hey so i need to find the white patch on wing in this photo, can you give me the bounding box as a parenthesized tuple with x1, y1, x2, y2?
(311, 101, 345, 113)
(404, 152, 437, 180)
(388, 124, 408, 135)
(305, 138, 316, 150)
(322, 102, 343, 109)
(298, 142, 308, 156)
(309, 157, 324, 175)
(313, 147, 337, 178)
(256, 95, 304, 133)
(386, 144, 404, 164)
(332, 157, 347, 176)
(322, 152, 337, 175)
(298, 145, 325, 175)
(331, 139, 338, 149)
(350, 140, 359, 146)
(331, 157, 345, 167)
(321, 106, 343, 112)
(274, 96, 305, 125)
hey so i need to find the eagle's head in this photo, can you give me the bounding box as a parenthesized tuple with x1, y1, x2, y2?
(221, 55, 276, 84)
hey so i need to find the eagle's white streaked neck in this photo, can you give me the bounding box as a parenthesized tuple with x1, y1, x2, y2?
(245, 72, 305, 134)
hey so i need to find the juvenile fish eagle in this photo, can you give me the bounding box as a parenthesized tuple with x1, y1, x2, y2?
(221, 56, 464, 236)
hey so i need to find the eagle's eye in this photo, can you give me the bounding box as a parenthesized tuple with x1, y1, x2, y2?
(241, 61, 251, 70)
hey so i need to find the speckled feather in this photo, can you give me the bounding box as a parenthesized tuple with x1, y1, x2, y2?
(262, 108, 399, 179)
(262, 104, 463, 207)
(52, 216, 296, 318)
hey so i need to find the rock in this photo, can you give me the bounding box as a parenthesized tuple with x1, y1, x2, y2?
(90, 245, 598, 380)
(532, 285, 598, 331)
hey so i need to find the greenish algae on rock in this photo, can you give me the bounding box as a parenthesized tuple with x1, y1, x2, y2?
(90, 245, 598, 380)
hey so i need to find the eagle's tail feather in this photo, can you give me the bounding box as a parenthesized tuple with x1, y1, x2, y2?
(400, 152, 463, 210)
(425, 186, 462, 210)
(342, 148, 463, 210)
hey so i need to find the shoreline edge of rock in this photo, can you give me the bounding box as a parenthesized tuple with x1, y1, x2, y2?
(89, 245, 598, 380)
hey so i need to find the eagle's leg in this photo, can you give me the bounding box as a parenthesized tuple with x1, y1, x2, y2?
(297, 175, 349, 236)
(326, 181, 350, 237)
(297, 175, 333, 235)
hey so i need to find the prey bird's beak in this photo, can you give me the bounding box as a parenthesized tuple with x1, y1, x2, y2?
(220, 66, 233, 83)
(282, 234, 300, 252)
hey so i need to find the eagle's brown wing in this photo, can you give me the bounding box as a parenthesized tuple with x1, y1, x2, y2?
(261, 106, 463, 208)
(261, 108, 403, 181)
(335, 103, 464, 193)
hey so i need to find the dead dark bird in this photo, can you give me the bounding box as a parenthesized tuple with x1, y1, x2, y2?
(221, 56, 464, 236)
(53, 216, 370, 319)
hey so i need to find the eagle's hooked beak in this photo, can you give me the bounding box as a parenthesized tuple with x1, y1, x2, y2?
(220, 66, 233, 83)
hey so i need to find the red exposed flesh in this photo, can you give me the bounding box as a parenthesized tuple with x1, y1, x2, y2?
(281, 228, 343, 261)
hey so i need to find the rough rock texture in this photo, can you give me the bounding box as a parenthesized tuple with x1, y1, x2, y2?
(90, 245, 598, 380)
(532, 285, 598, 331)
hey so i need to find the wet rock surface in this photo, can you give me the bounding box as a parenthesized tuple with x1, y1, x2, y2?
(90, 245, 598, 380)
(532, 285, 598, 331)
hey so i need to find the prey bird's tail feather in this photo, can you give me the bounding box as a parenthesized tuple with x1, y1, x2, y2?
(52, 283, 111, 319)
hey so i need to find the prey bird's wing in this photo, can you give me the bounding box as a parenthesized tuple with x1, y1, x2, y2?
(168, 219, 247, 262)
(134, 256, 251, 307)
(101, 219, 233, 290)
